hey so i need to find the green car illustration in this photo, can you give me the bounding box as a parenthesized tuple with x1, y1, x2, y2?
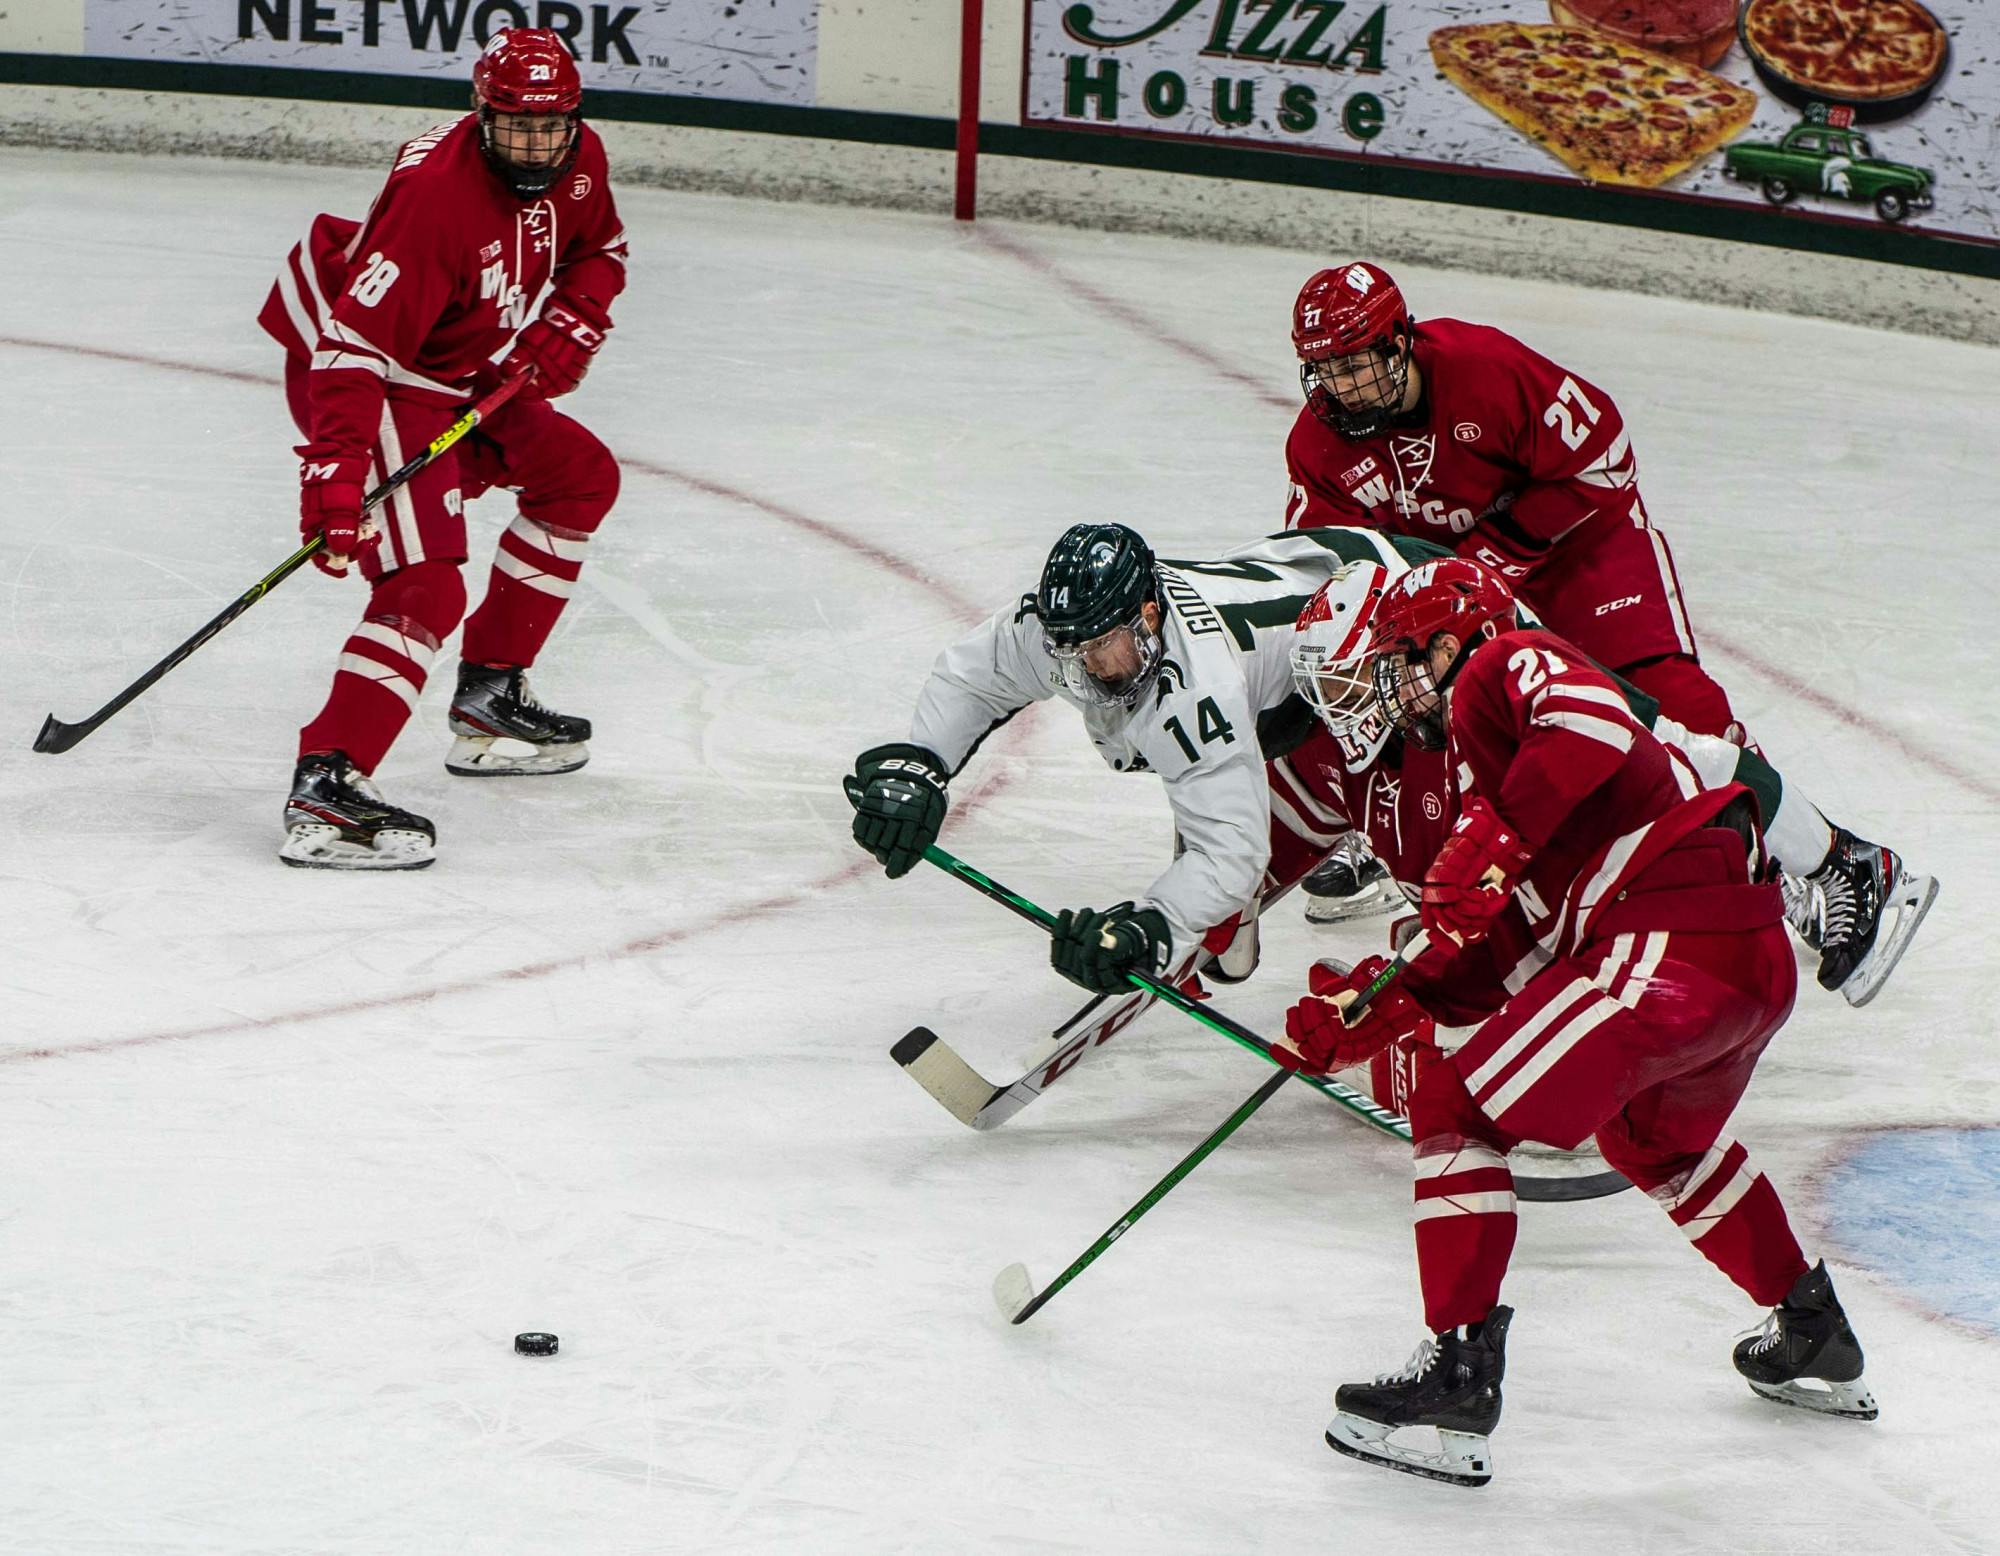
(1723, 123, 1935, 224)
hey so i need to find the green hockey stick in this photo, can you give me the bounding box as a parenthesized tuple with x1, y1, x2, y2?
(993, 1064, 1292, 1324)
(910, 833, 1418, 1141)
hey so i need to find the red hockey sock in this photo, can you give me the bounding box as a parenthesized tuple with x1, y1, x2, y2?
(460, 515, 592, 668)
(1645, 1137, 1808, 1306)
(1410, 1063, 1520, 1332)
(299, 561, 465, 772)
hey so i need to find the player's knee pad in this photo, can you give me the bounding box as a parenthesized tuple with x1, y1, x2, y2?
(367, 557, 467, 644)
(1409, 1060, 1512, 1156)
(518, 424, 619, 536)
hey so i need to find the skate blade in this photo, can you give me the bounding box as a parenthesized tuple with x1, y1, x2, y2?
(278, 823, 434, 871)
(1325, 1413, 1493, 1487)
(1746, 1376, 1879, 1421)
(1840, 871, 1937, 1008)
(445, 735, 589, 777)
(1304, 880, 1393, 924)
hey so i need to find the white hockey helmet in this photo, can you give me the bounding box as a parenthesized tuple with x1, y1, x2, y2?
(1291, 562, 1395, 771)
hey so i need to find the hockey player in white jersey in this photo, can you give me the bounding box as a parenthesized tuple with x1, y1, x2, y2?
(846, 521, 1410, 994)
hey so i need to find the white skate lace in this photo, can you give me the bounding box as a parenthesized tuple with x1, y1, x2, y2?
(1744, 1312, 1783, 1357)
(1780, 873, 1823, 942)
(1815, 865, 1860, 949)
(1376, 1336, 1440, 1384)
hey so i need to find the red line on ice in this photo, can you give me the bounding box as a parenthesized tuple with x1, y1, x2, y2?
(5, 336, 1011, 1062)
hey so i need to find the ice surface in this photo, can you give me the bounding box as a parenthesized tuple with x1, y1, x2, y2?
(1, 147, 1996, 1553)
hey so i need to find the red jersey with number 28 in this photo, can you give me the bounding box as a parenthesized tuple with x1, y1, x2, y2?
(1284, 320, 1645, 588)
(257, 112, 628, 461)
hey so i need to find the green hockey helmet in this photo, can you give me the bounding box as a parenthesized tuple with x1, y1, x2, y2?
(1036, 523, 1164, 706)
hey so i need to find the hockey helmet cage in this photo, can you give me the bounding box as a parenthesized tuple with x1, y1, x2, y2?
(473, 29, 583, 199)
(1291, 563, 1395, 769)
(1293, 263, 1415, 440)
(1366, 557, 1515, 748)
(1036, 523, 1165, 707)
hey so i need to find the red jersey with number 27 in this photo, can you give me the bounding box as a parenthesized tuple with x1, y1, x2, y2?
(257, 112, 628, 460)
(1284, 320, 1645, 587)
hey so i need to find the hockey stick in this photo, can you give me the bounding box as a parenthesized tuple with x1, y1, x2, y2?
(869, 827, 1630, 1200)
(994, 1065, 1293, 1325)
(33, 370, 531, 755)
(867, 820, 1418, 1140)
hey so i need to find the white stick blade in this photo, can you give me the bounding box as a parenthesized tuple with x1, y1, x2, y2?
(892, 1027, 1001, 1129)
(992, 1262, 1036, 1322)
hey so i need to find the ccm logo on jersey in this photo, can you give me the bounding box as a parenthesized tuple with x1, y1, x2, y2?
(1594, 594, 1642, 616)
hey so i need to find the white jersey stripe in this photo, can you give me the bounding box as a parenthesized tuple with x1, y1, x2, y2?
(1533, 708, 1636, 752)
(1414, 1190, 1517, 1222)
(1644, 523, 1698, 655)
(337, 651, 419, 712)
(1464, 974, 1600, 1098)
(1484, 993, 1620, 1121)
(1649, 1137, 1740, 1214)
(495, 547, 577, 599)
(1414, 1142, 1509, 1179)
(1678, 1163, 1758, 1242)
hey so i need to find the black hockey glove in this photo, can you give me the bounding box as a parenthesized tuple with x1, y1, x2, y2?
(847, 743, 950, 879)
(1050, 902, 1172, 994)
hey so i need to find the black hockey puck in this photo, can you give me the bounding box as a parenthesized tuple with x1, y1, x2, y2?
(514, 1332, 559, 1356)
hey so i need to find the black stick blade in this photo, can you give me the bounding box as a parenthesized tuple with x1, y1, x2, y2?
(33, 714, 87, 754)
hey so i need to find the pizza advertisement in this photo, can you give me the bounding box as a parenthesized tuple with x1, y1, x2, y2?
(1022, 1, 1998, 249)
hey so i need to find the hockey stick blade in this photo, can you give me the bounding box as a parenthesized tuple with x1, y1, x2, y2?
(892, 1027, 1005, 1129)
(33, 713, 85, 755)
(992, 1262, 1037, 1323)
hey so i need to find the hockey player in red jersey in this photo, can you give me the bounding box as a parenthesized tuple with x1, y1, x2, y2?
(1267, 563, 1935, 1010)
(1284, 261, 1733, 738)
(1272, 559, 1875, 1487)
(258, 28, 628, 869)
(1281, 262, 1937, 965)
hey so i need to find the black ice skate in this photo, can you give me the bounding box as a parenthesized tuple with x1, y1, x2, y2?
(279, 750, 436, 871)
(1302, 834, 1393, 924)
(1734, 1261, 1877, 1420)
(446, 663, 591, 776)
(1325, 1306, 1511, 1488)
(1805, 829, 1938, 1007)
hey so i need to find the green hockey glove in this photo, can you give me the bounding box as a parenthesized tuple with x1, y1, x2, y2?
(848, 743, 949, 879)
(1050, 902, 1172, 993)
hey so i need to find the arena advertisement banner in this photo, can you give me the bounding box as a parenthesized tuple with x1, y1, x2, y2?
(1023, 1, 1998, 246)
(83, 0, 819, 105)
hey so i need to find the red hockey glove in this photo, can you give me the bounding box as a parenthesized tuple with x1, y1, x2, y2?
(297, 444, 373, 577)
(503, 295, 611, 399)
(1274, 956, 1434, 1076)
(1421, 798, 1534, 947)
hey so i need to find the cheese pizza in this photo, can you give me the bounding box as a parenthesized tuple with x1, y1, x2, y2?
(1430, 23, 1758, 187)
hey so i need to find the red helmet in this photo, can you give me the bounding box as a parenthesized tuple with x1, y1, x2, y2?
(473, 28, 582, 114)
(1291, 263, 1410, 364)
(1366, 558, 1516, 748)
(472, 29, 583, 199)
(1292, 263, 1415, 440)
